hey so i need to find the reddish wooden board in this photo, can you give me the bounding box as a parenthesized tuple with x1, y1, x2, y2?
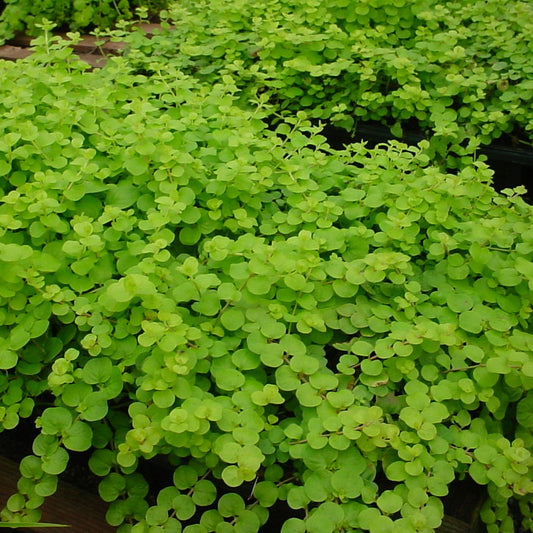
(0, 22, 163, 67)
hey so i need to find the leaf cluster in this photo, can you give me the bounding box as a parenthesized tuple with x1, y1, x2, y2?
(0, 8, 532, 533)
(119, 0, 533, 157)
(0, 0, 167, 44)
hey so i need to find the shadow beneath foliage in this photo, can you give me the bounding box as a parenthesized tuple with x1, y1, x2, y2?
(320, 122, 533, 204)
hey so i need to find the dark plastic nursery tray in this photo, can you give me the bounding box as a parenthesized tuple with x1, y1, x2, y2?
(323, 123, 533, 204)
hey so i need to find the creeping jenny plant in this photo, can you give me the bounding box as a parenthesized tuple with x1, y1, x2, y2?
(0, 16, 532, 533)
(0, 0, 168, 44)
(120, 0, 533, 157)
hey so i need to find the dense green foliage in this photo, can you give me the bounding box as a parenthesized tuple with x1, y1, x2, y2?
(0, 21, 532, 532)
(0, 0, 166, 43)
(120, 0, 533, 155)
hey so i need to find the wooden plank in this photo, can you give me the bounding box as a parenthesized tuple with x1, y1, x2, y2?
(0, 456, 20, 514)
(6, 34, 125, 54)
(0, 23, 171, 65)
(0, 456, 114, 532)
(137, 22, 170, 34)
(0, 45, 111, 68)
(75, 53, 109, 69)
(3, 34, 33, 48)
(0, 45, 33, 61)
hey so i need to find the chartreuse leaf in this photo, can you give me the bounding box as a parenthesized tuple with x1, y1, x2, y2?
(220, 307, 246, 331)
(251, 384, 285, 406)
(281, 518, 306, 533)
(0, 350, 18, 370)
(39, 407, 73, 435)
(174, 465, 199, 490)
(358, 507, 394, 533)
(247, 276, 273, 296)
(191, 479, 217, 506)
(78, 391, 109, 422)
(89, 449, 115, 477)
(125, 156, 149, 176)
(41, 447, 69, 476)
(218, 493, 245, 517)
(81, 357, 113, 384)
(0, 243, 33, 262)
(377, 491, 404, 514)
(35, 474, 58, 498)
(516, 393, 533, 428)
(173, 494, 196, 521)
(63, 420, 93, 452)
(99, 473, 126, 503)
(306, 501, 344, 533)
(331, 468, 363, 499)
(459, 309, 484, 334)
(253, 481, 279, 507)
(106, 183, 140, 209)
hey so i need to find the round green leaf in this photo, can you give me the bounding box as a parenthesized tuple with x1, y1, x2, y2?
(173, 494, 196, 521)
(63, 420, 93, 452)
(218, 493, 245, 517)
(281, 518, 306, 533)
(361, 359, 383, 376)
(247, 276, 273, 295)
(220, 308, 246, 331)
(221, 465, 243, 487)
(174, 465, 199, 490)
(253, 481, 278, 507)
(89, 449, 115, 477)
(0, 243, 33, 262)
(446, 292, 474, 313)
(105, 183, 140, 208)
(0, 350, 18, 370)
(307, 502, 344, 533)
(41, 447, 69, 475)
(20, 455, 44, 479)
(35, 475, 58, 497)
(287, 486, 309, 510)
(331, 469, 363, 499)
(304, 472, 329, 502)
(125, 156, 149, 176)
(82, 357, 113, 385)
(99, 473, 126, 502)
(517, 393, 533, 428)
(192, 479, 217, 507)
(358, 508, 394, 533)
(40, 407, 73, 435)
(459, 310, 483, 334)
(377, 491, 404, 514)
(462, 345, 484, 363)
